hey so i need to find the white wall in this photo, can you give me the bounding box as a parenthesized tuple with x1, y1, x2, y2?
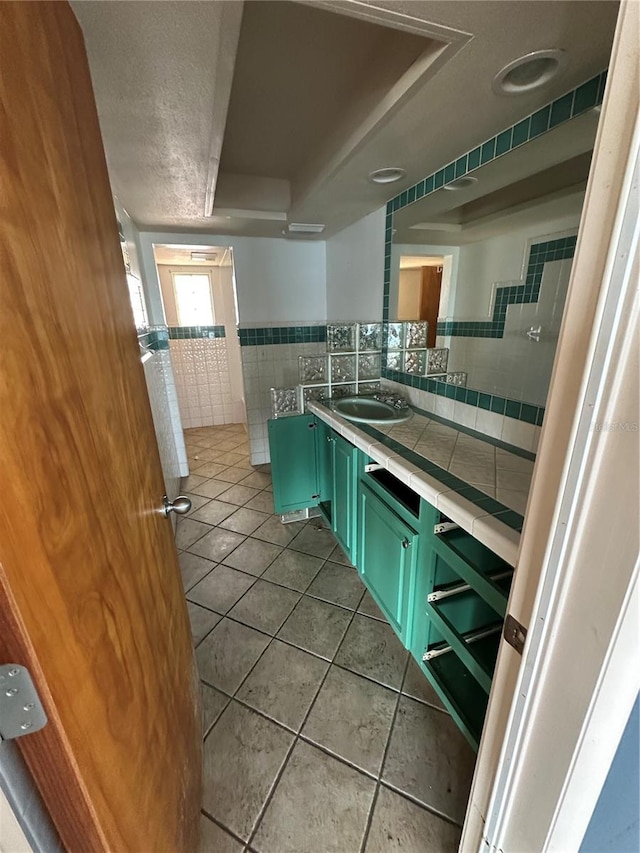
(138, 231, 328, 463)
(116, 203, 187, 491)
(438, 204, 582, 407)
(390, 243, 461, 321)
(325, 207, 385, 321)
(453, 210, 583, 317)
(156, 263, 246, 427)
(446, 258, 574, 405)
(397, 268, 422, 319)
(138, 232, 327, 326)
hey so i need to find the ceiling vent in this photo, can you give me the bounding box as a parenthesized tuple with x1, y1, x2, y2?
(287, 223, 325, 234)
(190, 252, 217, 262)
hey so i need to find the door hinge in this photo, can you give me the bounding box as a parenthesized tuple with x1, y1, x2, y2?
(504, 614, 527, 655)
(0, 665, 47, 740)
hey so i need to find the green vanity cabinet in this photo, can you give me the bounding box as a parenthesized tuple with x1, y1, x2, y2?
(358, 482, 419, 644)
(316, 418, 334, 523)
(267, 417, 358, 549)
(408, 514, 514, 749)
(268, 415, 321, 514)
(331, 432, 360, 562)
(269, 413, 515, 750)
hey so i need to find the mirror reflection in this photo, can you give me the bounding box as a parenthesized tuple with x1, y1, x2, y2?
(387, 107, 600, 408)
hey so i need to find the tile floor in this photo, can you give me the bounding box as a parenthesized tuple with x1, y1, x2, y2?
(178, 424, 475, 853)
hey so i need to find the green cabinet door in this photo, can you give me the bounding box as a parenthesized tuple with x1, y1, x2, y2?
(268, 415, 319, 514)
(332, 432, 357, 561)
(358, 482, 419, 644)
(316, 419, 333, 523)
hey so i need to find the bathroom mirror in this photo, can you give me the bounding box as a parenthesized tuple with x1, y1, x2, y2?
(383, 75, 605, 414)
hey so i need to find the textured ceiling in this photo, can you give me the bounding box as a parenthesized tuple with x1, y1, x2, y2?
(219, 1, 431, 179)
(73, 0, 619, 237)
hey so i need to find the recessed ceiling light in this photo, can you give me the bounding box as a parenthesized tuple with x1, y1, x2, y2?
(368, 167, 406, 185)
(492, 49, 568, 96)
(443, 176, 478, 191)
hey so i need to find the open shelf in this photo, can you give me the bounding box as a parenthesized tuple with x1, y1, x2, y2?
(432, 528, 513, 617)
(422, 652, 488, 751)
(366, 468, 420, 518)
(426, 593, 503, 693)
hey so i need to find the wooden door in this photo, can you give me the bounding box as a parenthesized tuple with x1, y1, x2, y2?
(0, 4, 201, 851)
(420, 266, 443, 346)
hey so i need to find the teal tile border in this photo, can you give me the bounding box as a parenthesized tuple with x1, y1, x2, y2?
(167, 325, 226, 339)
(437, 235, 577, 338)
(384, 368, 545, 426)
(322, 405, 525, 532)
(138, 327, 169, 351)
(382, 69, 607, 424)
(239, 325, 327, 346)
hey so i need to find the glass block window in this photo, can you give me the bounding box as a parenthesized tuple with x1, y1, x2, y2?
(172, 273, 214, 326)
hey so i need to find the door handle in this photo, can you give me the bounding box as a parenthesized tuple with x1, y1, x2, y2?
(401, 538, 410, 549)
(162, 495, 192, 517)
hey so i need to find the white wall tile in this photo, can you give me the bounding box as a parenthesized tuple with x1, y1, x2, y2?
(142, 349, 185, 494)
(475, 408, 504, 440)
(170, 337, 244, 431)
(501, 417, 536, 451)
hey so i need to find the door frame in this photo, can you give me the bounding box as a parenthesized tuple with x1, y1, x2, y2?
(462, 2, 639, 849)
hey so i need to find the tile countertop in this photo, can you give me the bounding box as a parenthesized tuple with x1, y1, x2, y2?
(308, 401, 535, 568)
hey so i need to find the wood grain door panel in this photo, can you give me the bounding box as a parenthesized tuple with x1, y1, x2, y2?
(0, 3, 201, 850)
(421, 267, 443, 346)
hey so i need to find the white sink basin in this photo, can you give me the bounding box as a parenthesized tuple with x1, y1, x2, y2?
(332, 396, 411, 425)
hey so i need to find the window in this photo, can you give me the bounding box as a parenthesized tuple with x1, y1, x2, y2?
(172, 273, 214, 325)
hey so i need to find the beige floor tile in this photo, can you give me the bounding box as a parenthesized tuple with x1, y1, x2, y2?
(200, 816, 242, 853)
(302, 666, 396, 775)
(217, 483, 261, 506)
(382, 696, 475, 824)
(253, 740, 375, 853)
(203, 701, 293, 841)
(219, 507, 269, 535)
(365, 786, 461, 852)
(222, 537, 283, 576)
(236, 640, 328, 732)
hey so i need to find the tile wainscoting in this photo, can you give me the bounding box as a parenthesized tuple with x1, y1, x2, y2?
(171, 336, 244, 429)
(239, 324, 327, 465)
(141, 346, 187, 493)
(382, 378, 541, 454)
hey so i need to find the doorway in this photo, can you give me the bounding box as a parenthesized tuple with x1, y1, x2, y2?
(153, 244, 246, 431)
(397, 255, 445, 347)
